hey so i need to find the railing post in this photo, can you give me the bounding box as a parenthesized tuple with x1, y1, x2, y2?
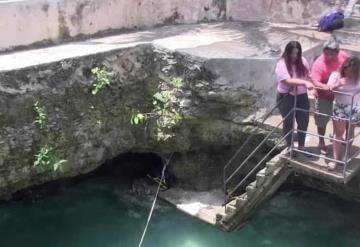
(290, 88, 297, 159)
(223, 168, 227, 209)
(343, 94, 354, 180)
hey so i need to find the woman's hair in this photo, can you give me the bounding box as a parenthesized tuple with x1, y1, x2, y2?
(281, 41, 308, 78)
(340, 56, 360, 83)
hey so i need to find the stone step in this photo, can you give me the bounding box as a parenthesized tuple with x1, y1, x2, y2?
(256, 168, 266, 186)
(216, 213, 227, 223)
(217, 153, 291, 232)
(225, 204, 237, 214)
(239, 192, 248, 200)
(229, 196, 247, 208)
(246, 181, 257, 198)
(265, 160, 279, 175)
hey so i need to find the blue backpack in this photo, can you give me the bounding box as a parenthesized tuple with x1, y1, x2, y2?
(319, 10, 344, 32)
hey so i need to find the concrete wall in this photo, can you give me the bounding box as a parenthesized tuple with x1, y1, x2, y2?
(0, 0, 350, 51)
(228, 0, 349, 23)
(0, 0, 226, 51)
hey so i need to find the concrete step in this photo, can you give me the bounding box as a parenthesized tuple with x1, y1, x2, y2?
(216, 213, 227, 223)
(239, 192, 248, 200)
(216, 153, 291, 232)
(256, 168, 266, 186)
(265, 160, 279, 175)
(245, 181, 257, 198)
(229, 196, 247, 208)
(225, 204, 237, 214)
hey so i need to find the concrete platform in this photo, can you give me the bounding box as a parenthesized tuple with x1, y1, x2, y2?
(159, 188, 225, 225)
(0, 22, 321, 72)
(264, 107, 360, 184)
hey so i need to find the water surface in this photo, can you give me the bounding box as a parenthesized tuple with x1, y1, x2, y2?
(0, 176, 359, 247)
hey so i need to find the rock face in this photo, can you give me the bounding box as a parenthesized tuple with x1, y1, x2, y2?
(0, 44, 274, 199)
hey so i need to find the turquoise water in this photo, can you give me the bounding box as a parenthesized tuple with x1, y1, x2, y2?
(0, 177, 360, 247)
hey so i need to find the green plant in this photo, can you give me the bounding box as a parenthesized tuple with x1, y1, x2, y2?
(131, 111, 146, 125)
(131, 77, 183, 141)
(34, 146, 67, 172)
(91, 67, 111, 95)
(169, 77, 183, 88)
(33, 101, 47, 129)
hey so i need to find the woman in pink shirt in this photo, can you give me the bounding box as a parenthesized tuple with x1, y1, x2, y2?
(327, 56, 360, 170)
(275, 41, 314, 154)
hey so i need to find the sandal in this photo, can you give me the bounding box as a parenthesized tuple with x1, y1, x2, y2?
(327, 161, 337, 171)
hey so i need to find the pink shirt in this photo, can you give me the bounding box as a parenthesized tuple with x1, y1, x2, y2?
(327, 72, 360, 105)
(311, 51, 348, 100)
(275, 57, 310, 96)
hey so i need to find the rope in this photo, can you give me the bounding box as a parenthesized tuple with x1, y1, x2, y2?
(137, 152, 174, 247)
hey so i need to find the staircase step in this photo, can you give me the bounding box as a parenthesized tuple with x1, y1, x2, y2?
(246, 181, 257, 198)
(239, 192, 248, 200)
(229, 196, 247, 208)
(216, 213, 229, 223)
(256, 168, 266, 186)
(225, 204, 237, 214)
(265, 160, 278, 175)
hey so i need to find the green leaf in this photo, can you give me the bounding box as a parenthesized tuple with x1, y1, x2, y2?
(137, 113, 145, 122)
(153, 92, 167, 103)
(169, 77, 183, 88)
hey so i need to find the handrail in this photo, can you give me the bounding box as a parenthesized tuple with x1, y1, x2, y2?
(292, 86, 360, 181)
(296, 129, 348, 144)
(227, 130, 292, 198)
(223, 93, 290, 205)
(223, 84, 360, 207)
(296, 108, 354, 122)
(223, 93, 289, 173)
(225, 108, 293, 184)
(311, 85, 360, 97)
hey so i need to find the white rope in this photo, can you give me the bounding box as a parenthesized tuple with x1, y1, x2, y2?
(137, 153, 174, 247)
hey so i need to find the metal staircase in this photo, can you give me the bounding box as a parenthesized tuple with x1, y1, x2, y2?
(217, 96, 293, 231)
(217, 83, 360, 231)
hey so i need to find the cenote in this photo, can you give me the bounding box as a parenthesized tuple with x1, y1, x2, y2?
(0, 154, 360, 247)
(2, 1, 360, 246)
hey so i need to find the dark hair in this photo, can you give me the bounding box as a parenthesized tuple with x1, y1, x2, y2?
(281, 41, 308, 78)
(340, 56, 360, 83)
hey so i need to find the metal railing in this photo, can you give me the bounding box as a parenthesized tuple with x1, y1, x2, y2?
(291, 86, 360, 179)
(223, 94, 291, 205)
(223, 85, 360, 206)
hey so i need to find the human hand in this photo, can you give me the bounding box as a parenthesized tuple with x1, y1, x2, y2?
(322, 84, 330, 91)
(305, 81, 314, 90)
(329, 84, 336, 91)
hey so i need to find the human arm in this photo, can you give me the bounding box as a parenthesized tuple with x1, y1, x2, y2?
(311, 61, 329, 90)
(282, 78, 314, 89)
(275, 59, 313, 90)
(327, 72, 341, 90)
